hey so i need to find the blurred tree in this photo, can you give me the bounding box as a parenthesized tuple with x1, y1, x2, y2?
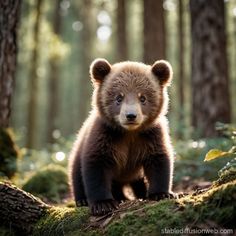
(177, 0, 185, 137)
(190, 0, 231, 137)
(47, 0, 62, 144)
(77, 0, 93, 125)
(0, 0, 21, 178)
(143, 0, 166, 64)
(233, 6, 236, 123)
(234, 10, 236, 122)
(0, 0, 21, 128)
(117, 0, 128, 61)
(26, 0, 44, 148)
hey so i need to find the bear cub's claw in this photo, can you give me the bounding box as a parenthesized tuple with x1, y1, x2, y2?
(76, 199, 88, 207)
(148, 192, 178, 201)
(90, 199, 119, 216)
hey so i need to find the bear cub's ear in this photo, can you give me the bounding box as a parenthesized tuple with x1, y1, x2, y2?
(90, 58, 111, 83)
(151, 60, 173, 86)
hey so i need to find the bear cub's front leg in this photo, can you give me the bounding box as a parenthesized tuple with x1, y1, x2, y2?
(144, 154, 177, 201)
(82, 159, 119, 216)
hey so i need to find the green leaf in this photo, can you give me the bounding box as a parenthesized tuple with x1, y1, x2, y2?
(204, 149, 231, 162)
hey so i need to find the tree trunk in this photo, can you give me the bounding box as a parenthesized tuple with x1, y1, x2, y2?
(233, 14, 236, 123)
(47, 0, 61, 144)
(0, 0, 21, 128)
(190, 0, 231, 137)
(78, 0, 93, 126)
(26, 0, 43, 148)
(0, 182, 49, 234)
(177, 0, 185, 138)
(143, 0, 166, 64)
(116, 0, 128, 61)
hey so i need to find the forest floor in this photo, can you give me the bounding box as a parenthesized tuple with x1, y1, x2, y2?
(28, 169, 236, 236)
(1, 130, 235, 235)
(0, 168, 235, 236)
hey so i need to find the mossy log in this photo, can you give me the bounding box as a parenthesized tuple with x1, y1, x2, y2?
(34, 171, 236, 235)
(0, 182, 49, 234)
(1, 170, 236, 236)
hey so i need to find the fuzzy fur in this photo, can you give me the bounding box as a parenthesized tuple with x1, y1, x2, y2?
(69, 59, 175, 216)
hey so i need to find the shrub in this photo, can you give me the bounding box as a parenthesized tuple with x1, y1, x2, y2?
(174, 137, 233, 183)
(22, 164, 69, 203)
(204, 123, 236, 177)
(0, 128, 19, 179)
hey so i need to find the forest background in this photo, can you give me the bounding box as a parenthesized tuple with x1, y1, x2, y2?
(0, 0, 236, 204)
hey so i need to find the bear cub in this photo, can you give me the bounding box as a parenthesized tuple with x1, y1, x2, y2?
(69, 58, 176, 216)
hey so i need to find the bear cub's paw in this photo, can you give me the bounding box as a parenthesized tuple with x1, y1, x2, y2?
(148, 192, 179, 201)
(76, 199, 88, 207)
(90, 199, 119, 216)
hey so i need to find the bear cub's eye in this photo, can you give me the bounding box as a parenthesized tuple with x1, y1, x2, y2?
(116, 94, 123, 105)
(139, 95, 146, 104)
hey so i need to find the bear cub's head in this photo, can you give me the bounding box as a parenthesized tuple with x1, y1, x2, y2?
(90, 58, 173, 131)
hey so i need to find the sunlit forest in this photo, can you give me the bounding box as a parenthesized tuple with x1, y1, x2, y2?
(0, 0, 236, 235)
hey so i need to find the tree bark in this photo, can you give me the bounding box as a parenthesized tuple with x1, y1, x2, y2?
(116, 0, 128, 61)
(177, 0, 185, 137)
(26, 0, 43, 148)
(0, 0, 21, 128)
(77, 0, 93, 126)
(190, 0, 231, 137)
(0, 182, 49, 234)
(47, 0, 61, 144)
(143, 0, 166, 64)
(234, 14, 236, 122)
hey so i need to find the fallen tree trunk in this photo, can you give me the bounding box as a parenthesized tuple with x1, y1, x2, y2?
(1, 172, 236, 235)
(0, 182, 49, 234)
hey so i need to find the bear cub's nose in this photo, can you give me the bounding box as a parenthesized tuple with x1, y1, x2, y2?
(126, 113, 137, 122)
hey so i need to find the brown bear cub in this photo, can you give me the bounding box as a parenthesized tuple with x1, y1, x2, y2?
(69, 58, 176, 216)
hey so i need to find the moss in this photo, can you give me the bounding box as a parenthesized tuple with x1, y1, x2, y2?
(180, 180, 236, 227)
(0, 128, 19, 179)
(31, 173, 236, 236)
(105, 180, 236, 235)
(33, 207, 94, 236)
(0, 226, 15, 236)
(214, 167, 236, 187)
(104, 201, 185, 236)
(22, 164, 69, 203)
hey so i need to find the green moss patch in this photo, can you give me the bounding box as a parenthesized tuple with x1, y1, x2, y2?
(31, 172, 236, 235)
(22, 164, 69, 203)
(105, 180, 235, 235)
(214, 166, 236, 187)
(33, 207, 91, 236)
(0, 226, 15, 236)
(0, 128, 19, 179)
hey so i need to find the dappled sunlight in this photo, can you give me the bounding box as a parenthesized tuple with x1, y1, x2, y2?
(55, 151, 66, 162)
(97, 25, 112, 43)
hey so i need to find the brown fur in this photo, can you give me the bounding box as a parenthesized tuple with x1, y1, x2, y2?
(69, 59, 175, 216)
